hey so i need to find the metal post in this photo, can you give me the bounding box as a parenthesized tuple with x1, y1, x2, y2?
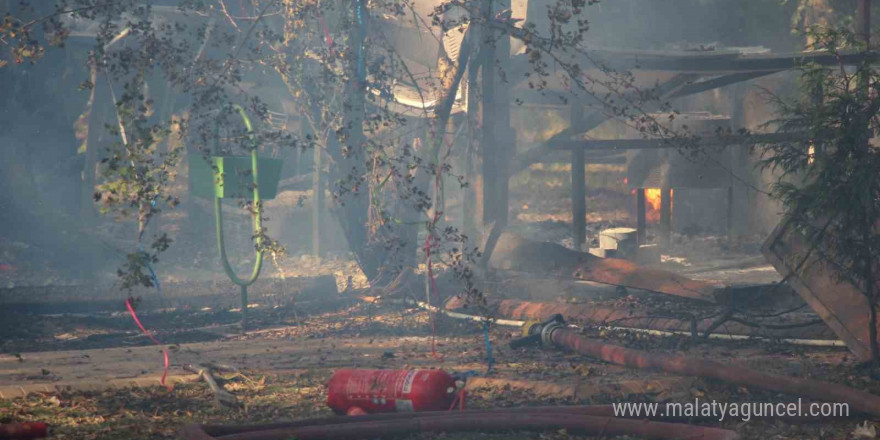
(240, 284, 249, 330)
(570, 103, 586, 250)
(572, 147, 586, 251)
(660, 186, 671, 245)
(213, 106, 265, 332)
(636, 189, 646, 245)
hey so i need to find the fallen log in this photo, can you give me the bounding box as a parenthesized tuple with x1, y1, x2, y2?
(489, 233, 719, 302)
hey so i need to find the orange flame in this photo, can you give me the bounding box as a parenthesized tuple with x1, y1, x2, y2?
(643, 188, 672, 223)
(645, 188, 662, 212)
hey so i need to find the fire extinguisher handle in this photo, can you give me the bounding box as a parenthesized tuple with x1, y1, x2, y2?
(509, 333, 542, 349)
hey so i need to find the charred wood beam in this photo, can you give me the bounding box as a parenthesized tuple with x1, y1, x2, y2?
(509, 50, 879, 75)
(511, 71, 779, 107)
(668, 70, 781, 98)
(512, 74, 697, 174)
(550, 132, 805, 151)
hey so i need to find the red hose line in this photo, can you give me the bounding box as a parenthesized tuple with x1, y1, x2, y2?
(125, 298, 171, 391)
(193, 406, 614, 438)
(0, 422, 48, 439)
(550, 328, 880, 418)
(183, 412, 737, 440)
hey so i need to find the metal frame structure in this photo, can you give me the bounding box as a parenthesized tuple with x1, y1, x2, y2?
(489, 49, 875, 250)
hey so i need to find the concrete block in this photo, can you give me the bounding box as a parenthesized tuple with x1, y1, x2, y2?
(589, 248, 619, 258)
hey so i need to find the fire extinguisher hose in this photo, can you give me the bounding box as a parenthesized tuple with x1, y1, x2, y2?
(181, 406, 739, 440)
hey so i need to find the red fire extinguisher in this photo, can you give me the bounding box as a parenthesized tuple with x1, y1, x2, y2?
(326, 369, 457, 415)
(0, 422, 48, 439)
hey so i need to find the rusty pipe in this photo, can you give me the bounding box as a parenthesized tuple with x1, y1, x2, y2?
(548, 327, 880, 418)
(182, 410, 739, 440)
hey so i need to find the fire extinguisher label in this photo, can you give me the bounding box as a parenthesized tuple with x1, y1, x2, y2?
(395, 399, 414, 412)
(401, 370, 417, 394)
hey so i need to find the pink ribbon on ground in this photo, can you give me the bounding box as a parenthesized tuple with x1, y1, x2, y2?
(125, 298, 172, 391)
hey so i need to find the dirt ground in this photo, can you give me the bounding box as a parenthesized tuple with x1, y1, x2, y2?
(0, 294, 877, 440)
(1, 164, 877, 439)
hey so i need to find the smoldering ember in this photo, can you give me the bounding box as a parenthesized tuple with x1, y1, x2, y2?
(3, 1, 880, 439)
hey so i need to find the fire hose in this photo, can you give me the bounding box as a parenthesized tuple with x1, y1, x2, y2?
(510, 315, 880, 419)
(0, 422, 48, 440)
(411, 297, 844, 347)
(181, 406, 739, 440)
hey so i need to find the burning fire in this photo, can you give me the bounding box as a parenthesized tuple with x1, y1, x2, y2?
(645, 188, 662, 212)
(644, 188, 672, 223)
(629, 187, 673, 223)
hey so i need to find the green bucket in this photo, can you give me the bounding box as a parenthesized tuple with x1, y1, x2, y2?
(189, 155, 283, 200)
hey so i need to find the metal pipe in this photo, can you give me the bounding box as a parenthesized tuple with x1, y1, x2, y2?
(212, 105, 265, 329)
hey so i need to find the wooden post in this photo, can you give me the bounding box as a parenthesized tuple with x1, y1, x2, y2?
(726, 185, 734, 238)
(570, 103, 586, 250)
(660, 186, 671, 245)
(857, 0, 871, 47)
(728, 84, 749, 236)
(636, 188, 646, 245)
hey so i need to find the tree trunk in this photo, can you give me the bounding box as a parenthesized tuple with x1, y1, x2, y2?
(479, 0, 497, 226)
(866, 216, 877, 364)
(331, 0, 388, 283)
(463, 53, 482, 241)
(857, 0, 877, 365)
